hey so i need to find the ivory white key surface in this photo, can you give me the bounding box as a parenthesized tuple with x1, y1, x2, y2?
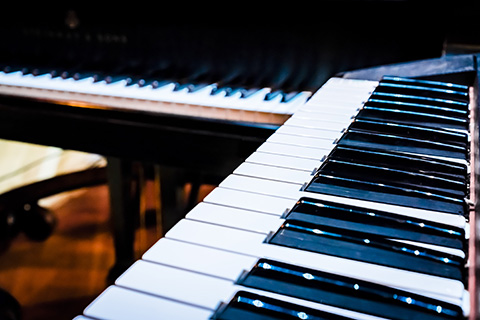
(203, 187, 297, 216)
(256, 142, 330, 160)
(143, 238, 259, 280)
(245, 151, 321, 171)
(283, 116, 349, 133)
(165, 219, 466, 306)
(274, 124, 343, 140)
(233, 162, 314, 184)
(266, 133, 337, 149)
(186, 202, 283, 234)
(83, 286, 213, 320)
(283, 116, 354, 131)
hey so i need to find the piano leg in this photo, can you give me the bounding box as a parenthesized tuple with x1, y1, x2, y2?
(106, 157, 136, 282)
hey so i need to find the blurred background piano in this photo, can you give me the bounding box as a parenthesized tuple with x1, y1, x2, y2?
(0, 1, 479, 319)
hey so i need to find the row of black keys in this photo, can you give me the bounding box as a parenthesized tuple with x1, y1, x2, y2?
(212, 77, 469, 319)
(307, 76, 470, 215)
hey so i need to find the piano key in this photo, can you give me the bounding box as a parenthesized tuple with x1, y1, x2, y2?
(337, 129, 468, 161)
(316, 159, 467, 199)
(282, 117, 350, 133)
(266, 133, 337, 149)
(256, 141, 331, 160)
(186, 202, 283, 234)
(164, 219, 466, 305)
(245, 151, 320, 171)
(213, 291, 363, 320)
(142, 238, 259, 280)
(306, 173, 467, 216)
(365, 97, 468, 117)
(381, 76, 469, 91)
(370, 91, 469, 111)
(83, 285, 213, 320)
(376, 82, 469, 103)
(233, 161, 314, 183)
(358, 105, 469, 132)
(274, 124, 342, 141)
(328, 146, 468, 182)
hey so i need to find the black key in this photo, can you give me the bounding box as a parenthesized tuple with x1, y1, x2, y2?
(329, 146, 468, 183)
(382, 76, 469, 93)
(305, 172, 467, 215)
(350, 119, 468, 150)
(377, 77, 469, 103)
(287, 197, 466, 250)
(212, 291, 354, 320)
(371, 91, 469, 113)
(313, 158, 467, 200)
(356, 105, 469, 131)
(269, 219, 465, 281)
(364, 98, 468, 119)
(265, 90, 283, 101)
(337, 128, 468, 160)
(237, 259, 464, 320)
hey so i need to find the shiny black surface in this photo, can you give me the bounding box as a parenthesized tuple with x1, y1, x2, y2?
(288, 197, 466, 250)
(269, 219, 464, 281)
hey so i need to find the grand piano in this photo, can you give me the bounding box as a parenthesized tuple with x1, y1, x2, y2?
(0, 1, 479, 319)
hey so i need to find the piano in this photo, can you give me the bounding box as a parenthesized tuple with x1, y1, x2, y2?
(70, 53, 480, 319)
(0, 1, 465, 277)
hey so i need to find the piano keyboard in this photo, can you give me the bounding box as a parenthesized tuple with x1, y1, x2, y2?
(0, 69, 311, 124)
(76, 75, 473, 319)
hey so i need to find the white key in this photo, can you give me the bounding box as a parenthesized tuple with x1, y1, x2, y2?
(256, 142, 330, 160)
(203, 187, 296, 216)
(233, 162, 314, 184)
(275, 124, 342, 141)
(143, 238, 259, 280)
(267, 133, 337, 149)
(186, 202, 283, 234)
(283, 116, 354, 131)
(83, 285, 213, 320)
(245, 151, 321, 171)
(283, 116, 347, 133)
(165, 219, 466, 306)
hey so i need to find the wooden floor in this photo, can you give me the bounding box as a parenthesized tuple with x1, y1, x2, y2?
(0, 184, 115, 320)
(0, 140, 210, 320)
